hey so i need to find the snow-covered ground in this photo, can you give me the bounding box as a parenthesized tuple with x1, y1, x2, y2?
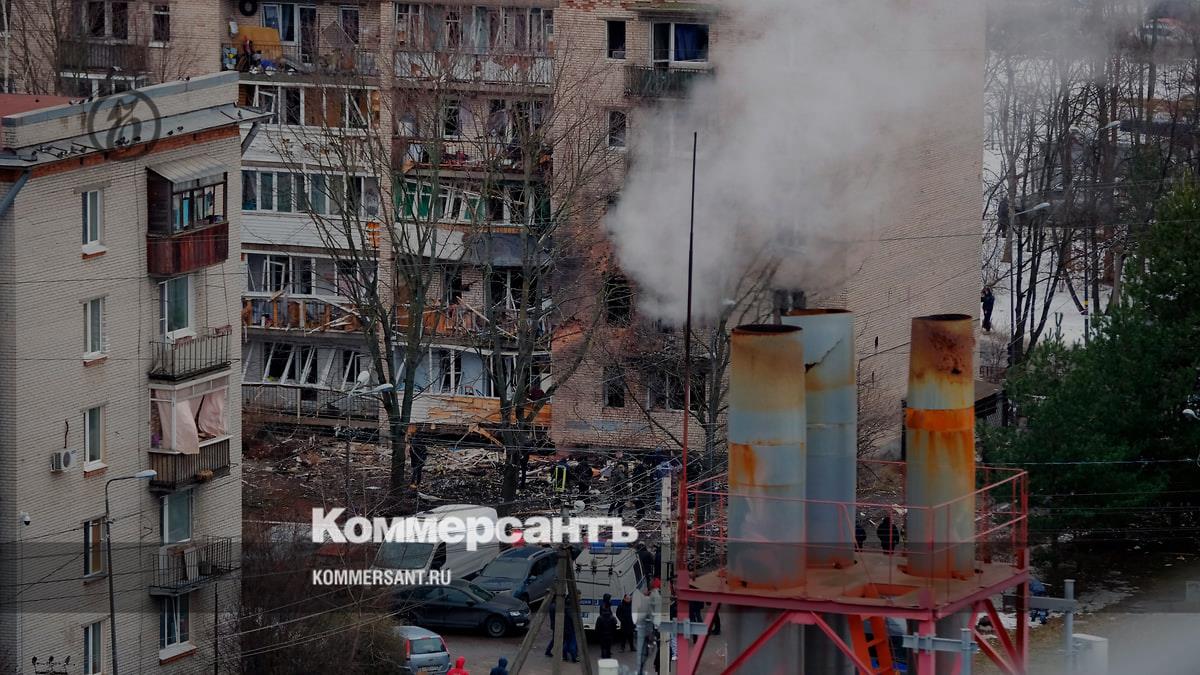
(989, 259, 1112, 348)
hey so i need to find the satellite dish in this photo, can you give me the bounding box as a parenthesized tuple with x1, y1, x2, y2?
(355, 371, 371, 387)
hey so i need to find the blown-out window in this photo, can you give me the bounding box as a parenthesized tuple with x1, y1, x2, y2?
(150, 377, 230, 453)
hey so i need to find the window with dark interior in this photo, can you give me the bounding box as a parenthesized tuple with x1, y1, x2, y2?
(606, 20, 626, 59)
(604, 275, 632, 325)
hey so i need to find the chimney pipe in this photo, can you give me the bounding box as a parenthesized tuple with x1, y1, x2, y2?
(784, 309, 857, 675)
(904, 314, 976, 673)
(726, 323, 806, 672)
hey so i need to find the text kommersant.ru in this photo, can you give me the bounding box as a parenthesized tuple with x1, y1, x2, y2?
(311, 508, 639, 550)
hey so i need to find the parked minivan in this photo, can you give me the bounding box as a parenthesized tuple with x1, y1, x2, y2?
(573, 542, 646, 629)
(374, 504, 501, 579)
(393, 625, 451, 674)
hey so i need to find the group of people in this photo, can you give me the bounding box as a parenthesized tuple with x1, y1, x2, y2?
(854, 513, 904, 553)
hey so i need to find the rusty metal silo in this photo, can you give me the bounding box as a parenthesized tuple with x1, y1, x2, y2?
(726, 324, 806, 672)
(904, 313, 975, 578)
(904, 314, 976, 673)
(783, 309, 857, 675)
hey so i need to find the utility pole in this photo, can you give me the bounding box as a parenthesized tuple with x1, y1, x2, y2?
(509, 469, 593, 675)
(659, 475, 673, 672)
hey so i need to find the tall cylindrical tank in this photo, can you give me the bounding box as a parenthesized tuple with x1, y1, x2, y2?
(784, 309, 857, 675)
(904, 314, 976, 674)
(726, 324, 806, 673)
(904, 314, 975, 578)
(782, 309, 857, 568)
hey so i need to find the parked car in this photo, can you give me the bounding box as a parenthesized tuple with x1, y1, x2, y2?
(392, 625, 450, 675)
(472, 546, 559, 604)
(394, 579, 531, 638)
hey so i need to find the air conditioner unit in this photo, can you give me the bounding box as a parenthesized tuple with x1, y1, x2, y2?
(50, 449, 78, 473)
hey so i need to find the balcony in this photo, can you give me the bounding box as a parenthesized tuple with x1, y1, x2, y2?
(242, 296, 361, 332)
(61, 39, 148, 72)
(624, 65, 712, 98)
(242, 384, 379, 429)
(148, 327, 233, 381)
(148, 438, 231, 493)
(222, 42, 379, 77)
(394, 50, 553, 87)
(147, 219, 230, 277)
(149, 536, 235, 596)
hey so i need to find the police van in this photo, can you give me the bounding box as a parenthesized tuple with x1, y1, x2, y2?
(574, 541, 647, 629)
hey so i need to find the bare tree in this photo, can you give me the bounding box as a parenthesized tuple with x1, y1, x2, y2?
(257, 14, 620, 505)
(7, 0, 202, 95)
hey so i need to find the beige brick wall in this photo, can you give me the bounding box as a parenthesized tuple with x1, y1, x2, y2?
(0, 79, 243, 673)
(548, 0, 984, 455)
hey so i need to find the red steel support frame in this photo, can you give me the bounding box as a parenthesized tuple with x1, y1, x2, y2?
(676, 576, 1030, 674)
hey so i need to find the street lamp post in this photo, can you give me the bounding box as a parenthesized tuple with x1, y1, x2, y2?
(104, 469, 157, 675)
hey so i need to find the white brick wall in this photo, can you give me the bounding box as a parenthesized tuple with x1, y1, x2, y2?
(0, 78, 243, 673)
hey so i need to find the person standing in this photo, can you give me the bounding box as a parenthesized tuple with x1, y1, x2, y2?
(608, 462, 627, 516)
(448, 657, 470, 675)
(597, 593, 618, 658)
(634, 580, 662, 673)
(488, 657, 508, 675)
(408, 434, 427, 487)
(617, 592, 636, 652)
(878, 515, 901, 554)
(981, 287, 996, 332)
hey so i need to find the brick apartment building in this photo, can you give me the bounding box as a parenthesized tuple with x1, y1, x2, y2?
(0, 73, 248, 673)
(0, 0, 982, 477)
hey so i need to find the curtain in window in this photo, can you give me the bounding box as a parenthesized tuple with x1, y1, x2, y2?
(674, 24, 707, 61)
(168, 397, 200, 454)
(196, 390, 228, 438)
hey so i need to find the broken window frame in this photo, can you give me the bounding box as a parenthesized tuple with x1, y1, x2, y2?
(434, 348, 464, 394)
(396, 3, 425, 48)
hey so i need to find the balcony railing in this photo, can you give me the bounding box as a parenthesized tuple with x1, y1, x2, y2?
(147, 219, 230, 277)
(243, 384, 380, 425)
(243, 296, 360, 332)
(148, 327, 232, 381)
(222, 42, 378, 77)
(394, 50, 553, 86)
(148, 438, 231, 492)
(149, 536, 235, 596)
(61, 39, 149, 72)
(624, 65, 712, 98)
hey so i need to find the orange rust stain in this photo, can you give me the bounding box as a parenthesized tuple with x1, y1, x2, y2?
(905, 407, 974, 432)
(729, 442, 759, 487)
(909, 318, 975, 383)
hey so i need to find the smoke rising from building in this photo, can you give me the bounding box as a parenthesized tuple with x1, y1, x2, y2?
(606, 0, 978, 322)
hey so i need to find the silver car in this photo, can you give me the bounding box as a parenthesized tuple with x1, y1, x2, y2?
(393, 625, 450, 675)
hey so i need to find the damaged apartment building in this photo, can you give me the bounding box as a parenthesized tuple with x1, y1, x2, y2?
(0, 0, 984, 464)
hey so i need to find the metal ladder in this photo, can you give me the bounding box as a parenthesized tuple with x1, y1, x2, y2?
(848, 614, 898, 675)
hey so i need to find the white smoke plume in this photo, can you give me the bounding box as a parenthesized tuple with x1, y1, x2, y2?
(606, 0, 979, 322)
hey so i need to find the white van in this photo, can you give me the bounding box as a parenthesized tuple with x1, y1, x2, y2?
(373, 504, 501, 580)
(574, 542, 646, 629)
